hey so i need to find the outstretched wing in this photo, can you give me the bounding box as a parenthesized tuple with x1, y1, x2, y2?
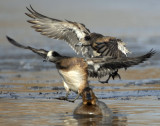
(87, 50, 155, 78)
(90, 33, 130, 58)
(95, 41, 129, 57)
(26, 5, 92, 57)
(6, 36, 48, 59)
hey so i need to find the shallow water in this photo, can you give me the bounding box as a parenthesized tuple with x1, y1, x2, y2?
(0, 0, 160, 125)
(0, 99, 122, 126)
(0, 97, 160, 126)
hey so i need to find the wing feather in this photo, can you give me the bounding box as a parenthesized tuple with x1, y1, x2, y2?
(87, 50, 155, 78)
(90, 33, 131, 58)
(6, 36, 48, 59)
(26, 5, 91, 57)
(96, 41, 124, 57)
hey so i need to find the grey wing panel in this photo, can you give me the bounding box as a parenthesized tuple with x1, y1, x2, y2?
(26, 6, 91, 57)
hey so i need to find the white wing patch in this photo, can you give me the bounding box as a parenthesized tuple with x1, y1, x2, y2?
(118, 42, 131, 56)
(63, 22, 86, 40)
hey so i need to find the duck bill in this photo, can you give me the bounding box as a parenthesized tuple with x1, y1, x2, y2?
(43, 56, 49, 62)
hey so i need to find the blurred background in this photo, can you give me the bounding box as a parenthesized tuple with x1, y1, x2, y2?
(0, 0, 160, 71)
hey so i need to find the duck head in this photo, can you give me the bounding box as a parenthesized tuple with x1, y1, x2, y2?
(82, 87, 97, 105)
(45, 50, 62, 63)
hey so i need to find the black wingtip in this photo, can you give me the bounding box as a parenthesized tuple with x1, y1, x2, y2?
(6, 35, 13, 42)
(28, 4, 38, 13)
(6, 35, 29, 49)
(26, 5, 33, 13)
(26, 4, 36, 14)
(146, 49, 156, 58)
(26, 4, 33, 9)
(30, 4, 34, 11)
(6, 35, 18, 47)
(150, 49, 156, 55)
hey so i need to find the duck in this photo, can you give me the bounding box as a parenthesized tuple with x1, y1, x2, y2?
(73, 87, 128, 125)
(73, 87, 113, 117)
(6, 36, 155, 102)
(25, 5, 131, 83)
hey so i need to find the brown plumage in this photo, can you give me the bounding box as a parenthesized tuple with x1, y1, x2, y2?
(6, 36, 88, 102)
(81, 87, 97, 105)
(56, 57, 89, 102)
(6, 36, 155, 102)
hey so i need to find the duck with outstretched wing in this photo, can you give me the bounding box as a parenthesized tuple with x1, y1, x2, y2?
(6, 36, 155, 102)
(25, 5, 131, 83)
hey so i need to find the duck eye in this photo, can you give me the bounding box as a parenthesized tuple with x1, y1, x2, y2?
(52, 52, 59, 57)
(85, 36, 91, 41)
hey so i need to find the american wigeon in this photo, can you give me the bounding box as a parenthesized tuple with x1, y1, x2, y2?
(25, 5, 131, 83)
(73, 87, 113, 117)
(6, 36, 155, 102)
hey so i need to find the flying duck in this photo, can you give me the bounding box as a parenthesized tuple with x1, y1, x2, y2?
(25, 5, 131, 83)
(6, 36, 155, 102)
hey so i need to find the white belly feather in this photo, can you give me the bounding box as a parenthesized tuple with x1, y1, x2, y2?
(58, 70, 86, 92)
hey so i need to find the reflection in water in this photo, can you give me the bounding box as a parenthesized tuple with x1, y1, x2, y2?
(0, 91, 128, 126)
(64, 108, 127, 126)
(112, 108, 128, 126)
(73, 115, 112, 126)
(67, 87, 127, 126)
(2, 97, 160, 125)
(73, 87, 113, 125)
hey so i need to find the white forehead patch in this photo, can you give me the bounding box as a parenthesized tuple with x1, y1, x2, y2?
(47, 51, 53, 57)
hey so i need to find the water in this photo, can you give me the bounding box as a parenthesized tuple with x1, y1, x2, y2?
(0, 98, 160, 125)
(0, 0, 160, 125)
(0, 99, 125, 126)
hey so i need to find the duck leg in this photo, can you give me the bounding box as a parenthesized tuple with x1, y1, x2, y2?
(56, 92, 80, 103)
(99, 74, 112, 83)
(67, 94, 80, 103)
(55, 92, 69, 101)
(112, 71, 121, 80)
(99, 70, 121, 84)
